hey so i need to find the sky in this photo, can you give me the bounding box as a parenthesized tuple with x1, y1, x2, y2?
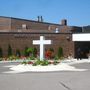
(0, 0, 90, 26)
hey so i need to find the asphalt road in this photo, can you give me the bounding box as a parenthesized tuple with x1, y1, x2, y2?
(0, 62, 90, 90)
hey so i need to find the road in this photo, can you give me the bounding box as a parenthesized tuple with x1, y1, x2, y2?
(0, 62, 90, 90)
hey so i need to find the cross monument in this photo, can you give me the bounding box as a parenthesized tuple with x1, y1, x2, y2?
(33, 36, 51, 60)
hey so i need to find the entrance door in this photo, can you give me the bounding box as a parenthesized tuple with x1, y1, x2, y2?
(75, 42, 90, 59)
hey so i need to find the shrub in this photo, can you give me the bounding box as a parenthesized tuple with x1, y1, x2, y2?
(27, 47, 37, 57)
(23, 47, 29, 57)
(20, 56, 27, 60)
(32, 60, 49, 66)
(53, 60, 59, 65)
(0, 47, 3, 58)
(21, 61, 27, 65)
(33, 60, 41, 66)
(0, 58, 3, 61)
(57, 47, 63, 58)
(8, 45, 12, 57)
(8, 55, 18, 60)
(45, 48, 54, 59)
(40, 60, 49, 66)
(16, 49, 21, 57)
(45, 50, 52, 59)
(29, 56, 35, 60)
(28, 61, 33, 64)
(49, 48, 54, 52)
(54, 55, 59, 60)
(23, 47, 37, 58)
(33, 47, 37, 57)
(27, 47, 34, 56)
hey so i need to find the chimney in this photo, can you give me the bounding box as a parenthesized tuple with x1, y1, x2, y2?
(41, 16, 43, 22)
(37, 16, 43, 22)
(37, 16, 40, 22)
(61, 19, 67, 25)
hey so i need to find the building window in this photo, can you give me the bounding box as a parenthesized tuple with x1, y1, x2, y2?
(22, 24, 27, 29)
(55, 28, 59, 33)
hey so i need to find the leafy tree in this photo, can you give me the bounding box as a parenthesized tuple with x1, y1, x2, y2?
(0, 47, 3, 58)
(8, 45, 12, 57)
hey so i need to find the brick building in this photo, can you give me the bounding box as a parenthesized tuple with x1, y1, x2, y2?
(0, 16, 89, 58)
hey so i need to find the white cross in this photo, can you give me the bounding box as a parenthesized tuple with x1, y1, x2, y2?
(33, 36, 51, 60)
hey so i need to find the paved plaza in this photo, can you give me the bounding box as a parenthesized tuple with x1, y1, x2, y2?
(0, 62, 90, 90)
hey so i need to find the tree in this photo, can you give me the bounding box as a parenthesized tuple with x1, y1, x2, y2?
(23, 47, 29, 57)
(8, 45, 12, 57)
(0, 47, 3, 58)
(33, 47, 37, 57)
(57, 47, 63, 58)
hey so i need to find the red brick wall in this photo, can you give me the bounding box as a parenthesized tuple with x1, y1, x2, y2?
(0, 33, 74, 58)
(0, 17, 11, 30)
(11, 18, 59, 31)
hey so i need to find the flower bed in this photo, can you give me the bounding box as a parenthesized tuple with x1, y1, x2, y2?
(21, 60, 60, 66)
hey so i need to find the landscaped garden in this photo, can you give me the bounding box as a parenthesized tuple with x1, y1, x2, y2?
(0, 45, 89, 73)
(0, 45, 64, 66)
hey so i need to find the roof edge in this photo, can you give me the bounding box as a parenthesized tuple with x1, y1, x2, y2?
(0, 16, 61, 26)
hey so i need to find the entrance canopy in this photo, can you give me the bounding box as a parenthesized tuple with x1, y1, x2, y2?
(72, 33, 90, 41)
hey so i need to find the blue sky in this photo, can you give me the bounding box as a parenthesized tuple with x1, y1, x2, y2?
(0, 0, 90, 26)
